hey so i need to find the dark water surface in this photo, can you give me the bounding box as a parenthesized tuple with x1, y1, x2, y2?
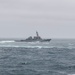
(0, 39, 75, 75)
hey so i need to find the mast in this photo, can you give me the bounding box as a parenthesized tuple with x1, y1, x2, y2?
(36, 31, 39, 37)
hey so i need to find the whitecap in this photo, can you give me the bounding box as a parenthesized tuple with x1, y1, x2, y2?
(0, 45, 54, 49)
(68, 74, 75, 75)
(68, 43, 74, 46)
(0, 40, 15, 43)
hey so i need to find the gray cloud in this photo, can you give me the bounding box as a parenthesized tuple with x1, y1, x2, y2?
(0, 0, 75, 38)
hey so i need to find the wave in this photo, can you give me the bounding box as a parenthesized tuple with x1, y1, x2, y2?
(0, 40, 15, 43)
(68, 43, 74, 46)
(68, 74, 75, 75)
(0, 45, 75, 49)
(0, 45, 52, 48)
(0, 44, 60, 49)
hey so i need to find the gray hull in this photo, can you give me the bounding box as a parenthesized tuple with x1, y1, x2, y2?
(15, 39, 51, 42)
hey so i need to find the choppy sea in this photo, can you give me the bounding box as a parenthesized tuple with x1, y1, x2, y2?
(0, 39, 75, 75)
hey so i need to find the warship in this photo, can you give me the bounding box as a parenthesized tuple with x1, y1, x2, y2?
(15, 31, 51, 42)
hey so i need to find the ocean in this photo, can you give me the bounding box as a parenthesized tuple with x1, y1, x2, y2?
(0, 39, 75, 75)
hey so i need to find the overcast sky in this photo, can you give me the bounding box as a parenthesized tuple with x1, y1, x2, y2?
(0, 0, 75, 38)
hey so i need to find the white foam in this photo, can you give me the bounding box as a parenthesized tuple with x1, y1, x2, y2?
(0, 45, 54, 49)
(68, 43, 74, 46)
(0, 44, 74, 49)
(0, 41, 15, 43)
(68, 74, 75, 75)
(25, 41, 50, 45)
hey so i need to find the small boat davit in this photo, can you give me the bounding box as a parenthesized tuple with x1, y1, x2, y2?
(15, 31, 51, 42)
